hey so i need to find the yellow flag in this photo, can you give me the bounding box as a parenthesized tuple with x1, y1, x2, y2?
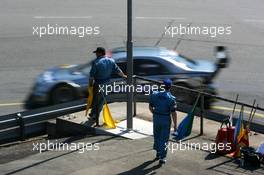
(85, 86, 93, 116)
(103, 104, 116, 129)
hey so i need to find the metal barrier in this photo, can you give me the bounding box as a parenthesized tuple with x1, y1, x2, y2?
(133, 75, 264, 111)
(0, 100, 86, 144)
(132, 75, 264, 135)
(0, 76, 263, 144)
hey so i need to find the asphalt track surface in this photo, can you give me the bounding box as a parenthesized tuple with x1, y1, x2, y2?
(0, 0, 264, 120)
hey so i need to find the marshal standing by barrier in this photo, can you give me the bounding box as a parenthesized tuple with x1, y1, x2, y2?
(88, 47, 127, 126)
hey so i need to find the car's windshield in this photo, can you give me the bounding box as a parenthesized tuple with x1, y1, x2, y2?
(80, 64, 91, 75)
(171, 54, 196, 69)
(71, 62, 91, 75)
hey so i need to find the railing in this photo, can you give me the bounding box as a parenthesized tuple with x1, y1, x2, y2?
(0, 76, 263, 144)
(0, 100, 86, 144)
(132, 75, 264, 135)
(133, 75, 264, 111)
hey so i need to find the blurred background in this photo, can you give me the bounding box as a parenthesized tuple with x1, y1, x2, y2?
(0, 0, 263, 116)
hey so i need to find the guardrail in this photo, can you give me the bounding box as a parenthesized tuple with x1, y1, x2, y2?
(0, 100, 87, 144)
(0, 76, 263, 144)
(133, 75, 264, 135)
(133, 75, 264, 111)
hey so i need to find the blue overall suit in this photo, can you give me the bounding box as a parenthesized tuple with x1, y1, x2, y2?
(150, 91, 177, 159)
(89, 56, 122, 123)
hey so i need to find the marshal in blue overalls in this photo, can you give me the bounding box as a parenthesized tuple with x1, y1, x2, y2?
(149, 79, 177, 164)
(89, 47, 126, 125)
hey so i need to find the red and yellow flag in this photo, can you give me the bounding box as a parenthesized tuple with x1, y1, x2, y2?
(231, 121, 249, 157)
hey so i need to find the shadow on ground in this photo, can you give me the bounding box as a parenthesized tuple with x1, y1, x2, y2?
(118, 158, 162, 175)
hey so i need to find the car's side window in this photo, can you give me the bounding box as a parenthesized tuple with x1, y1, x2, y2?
(134, 58, 170, 76)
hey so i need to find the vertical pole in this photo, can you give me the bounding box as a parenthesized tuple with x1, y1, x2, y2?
(230, 94, 239, 126)
(17, 113, 25, 141)
(232, 94, 239, 116)
(127, 0, 133, 130)
(200, 94, 204, 135)
(133, 77, 137, 116)
(248, 99, 256, 121)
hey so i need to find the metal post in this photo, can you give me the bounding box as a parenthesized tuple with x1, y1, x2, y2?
(200, 95, 204, 135)
(133, 77, 137, 116)
(17, 113, 25, 141)
(232, 94, 239, 116)
(126, 0, 133, 130)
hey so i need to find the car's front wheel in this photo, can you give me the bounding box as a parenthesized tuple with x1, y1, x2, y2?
(51, 84, 77, 105)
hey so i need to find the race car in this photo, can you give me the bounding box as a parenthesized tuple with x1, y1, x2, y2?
(24, 46, 229, 109)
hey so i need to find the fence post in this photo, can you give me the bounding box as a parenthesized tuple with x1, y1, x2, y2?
(17, 113, 25, 141)
(200, 94, 204, 135)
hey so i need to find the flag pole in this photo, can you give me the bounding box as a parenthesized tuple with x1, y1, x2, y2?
(249, 104, 258, 126)
(248, 99, 256, 124)
(229, 94, 239, 126)
(232, 94, 239, 116)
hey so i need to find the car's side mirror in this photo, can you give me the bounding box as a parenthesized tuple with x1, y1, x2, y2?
(215, 46, 230, 68)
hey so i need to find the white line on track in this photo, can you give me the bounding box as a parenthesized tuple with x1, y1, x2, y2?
(33, 16, 186, 20)
(33, 16, 93, 19)
(0, 102, 24, 107)
(244, 19, 264, 23)
(212, 106, 264, 118)
(135, 16, 186, 20)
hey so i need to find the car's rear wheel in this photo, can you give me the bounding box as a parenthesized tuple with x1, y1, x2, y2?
(51, 84, 77, 104)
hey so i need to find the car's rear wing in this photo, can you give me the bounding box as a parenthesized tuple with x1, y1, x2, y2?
(205, 46, 230, 83)
(215, 46, 230, 69)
